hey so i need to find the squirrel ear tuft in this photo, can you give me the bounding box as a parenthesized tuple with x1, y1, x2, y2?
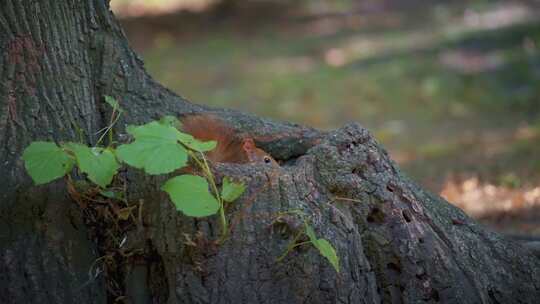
(242, 138, 255, 152)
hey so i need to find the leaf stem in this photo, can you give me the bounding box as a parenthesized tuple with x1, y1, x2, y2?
(199, 152, 228, 244)
(187, 150, 228, 243)
(96, 109, 121, 147)
(276, 228, 308, 262)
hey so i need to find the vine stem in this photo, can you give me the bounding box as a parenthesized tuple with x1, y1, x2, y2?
(276, 228, 310, 262)
(200, 153, 228, 244)
(95, 108, 121, 147)
(188, 150, 228, 244)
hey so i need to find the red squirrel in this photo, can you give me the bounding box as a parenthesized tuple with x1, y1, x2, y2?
(181, 115, 278, 166)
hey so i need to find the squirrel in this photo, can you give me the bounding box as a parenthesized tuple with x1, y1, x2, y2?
(180, 114, 278, 166)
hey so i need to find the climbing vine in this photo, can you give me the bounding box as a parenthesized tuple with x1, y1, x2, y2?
(21, 96, 339, 272)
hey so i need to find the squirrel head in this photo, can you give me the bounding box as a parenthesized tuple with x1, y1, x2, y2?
(242, 138, 278, 166)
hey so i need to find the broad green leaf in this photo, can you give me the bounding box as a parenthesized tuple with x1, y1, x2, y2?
(116, 122, 188, 174)
(173, 129, 216, 153)
(127, 121, 179, 141)
(305, 224, 340, 273)
(186, 138, 217, 152)
(65, 143, 120, 188)
(104, 95, 123, 112)
(221, 177, 246, 202)
(176, 132, 196, 145)
(22, 141, 74, 185)
(117, 139, 188, 174)
(161, 175, 220, 217)
(126, 125, 137, 135)
(159, 115, 181, 129)
(175, 132, 215, 151)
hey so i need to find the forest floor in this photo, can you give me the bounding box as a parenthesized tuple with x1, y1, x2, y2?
(115, 0, 540, 237)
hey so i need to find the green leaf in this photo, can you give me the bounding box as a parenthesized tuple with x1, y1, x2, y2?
(305, 224, 318, 243)
(65, 143, 120, 188)
(126, 125, 137, 135)
(116, 122, 188, 174)
(159, 115, 181, 129)
(305, 224, 340, 273)
(22, 141, 74, 185)
(314, 239, 340, 273)
(220, 177, 246, 202)
(104, 95, 123, 112)
(175, 131, 217, 153)
(127, 121, 180, 140)
(117, 140, 188, 175)
(186, 138, 217, 152)
(161, 175, 220, 217)
(176, 132, 196, 145)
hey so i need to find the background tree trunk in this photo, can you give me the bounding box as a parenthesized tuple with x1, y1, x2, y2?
(1, 1, 539, 303)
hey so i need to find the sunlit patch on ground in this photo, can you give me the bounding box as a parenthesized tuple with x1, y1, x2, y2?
(462, 2, 536, 31)
(441, 176, 540, 235)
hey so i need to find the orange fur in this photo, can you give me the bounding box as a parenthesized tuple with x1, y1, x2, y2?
(181, 115, 277, 166)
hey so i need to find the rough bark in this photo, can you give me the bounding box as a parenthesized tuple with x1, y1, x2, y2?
(0, 1, 539, 303)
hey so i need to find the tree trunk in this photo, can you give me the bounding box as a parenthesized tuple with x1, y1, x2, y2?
(0, 1, 538, 303)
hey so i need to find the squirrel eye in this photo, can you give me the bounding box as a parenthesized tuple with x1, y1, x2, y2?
(264, 156, 272, 164)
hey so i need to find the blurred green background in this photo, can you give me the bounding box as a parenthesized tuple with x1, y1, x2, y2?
(114, 0, 540, 234)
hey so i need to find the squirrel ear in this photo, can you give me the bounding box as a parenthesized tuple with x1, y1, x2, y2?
(242, 138, 255, 152)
